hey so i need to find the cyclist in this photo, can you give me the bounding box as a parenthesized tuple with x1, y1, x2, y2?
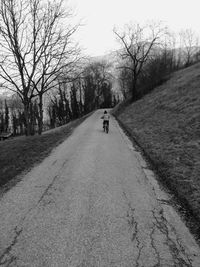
(102, 110, 110, 132)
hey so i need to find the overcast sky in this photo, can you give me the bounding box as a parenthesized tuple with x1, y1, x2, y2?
(68, 0, 199, 57)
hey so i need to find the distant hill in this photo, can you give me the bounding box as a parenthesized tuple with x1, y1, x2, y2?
(115, 62, 200, 225)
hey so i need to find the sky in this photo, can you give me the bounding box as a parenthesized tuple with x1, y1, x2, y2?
(67, 0, 200, 57)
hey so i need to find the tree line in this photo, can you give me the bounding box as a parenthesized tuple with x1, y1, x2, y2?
(47, 60, 115, 129)
(0, 59, 116, 135)
(114, 23, 200, 101)
(0, 1, 199, 137)
(0, 0, 116, 136)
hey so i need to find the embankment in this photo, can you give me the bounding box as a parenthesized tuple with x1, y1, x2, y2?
(114, 62, 200, 237)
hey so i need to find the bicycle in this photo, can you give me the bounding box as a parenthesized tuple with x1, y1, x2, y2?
(103, 121, 109, 133)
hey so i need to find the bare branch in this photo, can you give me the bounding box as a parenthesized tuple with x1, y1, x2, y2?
(114, 22, 167, 100)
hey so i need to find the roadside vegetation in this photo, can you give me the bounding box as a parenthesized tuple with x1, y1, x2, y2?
(114, 62, 200, 226)
(0, 0, 116, 137)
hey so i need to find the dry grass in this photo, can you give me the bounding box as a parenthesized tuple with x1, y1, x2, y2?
(0, 115, 89, 191)
(116, 62, 200, 221)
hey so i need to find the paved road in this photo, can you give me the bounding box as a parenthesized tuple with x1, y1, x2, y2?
(0, 110, 200, 267)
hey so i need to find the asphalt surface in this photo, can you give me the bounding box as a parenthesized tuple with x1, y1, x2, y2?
(0, 110, 200, 267)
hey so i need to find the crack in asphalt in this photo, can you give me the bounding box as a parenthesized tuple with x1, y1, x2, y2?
(37, 159, 69, 206)
(135, 235, 143, 267)
(123, 191, 144, 266)
(127, 205, 143, 267)
(0, 227, 22, 266)
(141, 164, 195, 265)
(122, 189, 195, 266)
(0, 156, 71, 266)
(175, 233, 194, 266)
(152, 207, 193, 266)
(135, 243, 143, 267)
(37, 174, 58, 205)
(0, 171, 62, 266)
(149, 226, 161, 267)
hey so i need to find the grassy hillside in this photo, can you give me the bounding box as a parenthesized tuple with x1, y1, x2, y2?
(115, 62, 200, 224)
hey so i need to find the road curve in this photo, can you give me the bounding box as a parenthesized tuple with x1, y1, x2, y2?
(0, 110, 200, 267)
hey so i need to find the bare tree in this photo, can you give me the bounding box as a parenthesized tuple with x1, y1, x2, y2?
(117, 66, 132, 99)
(114, 22, 167, 100)
(0, 0, 80, 135)
(179, 29, 199, 67)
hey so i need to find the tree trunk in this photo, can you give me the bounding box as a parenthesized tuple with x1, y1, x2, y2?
(38, 94, 43, 135)
(24, 100, 31, 136)
(131, 77, 137, 101)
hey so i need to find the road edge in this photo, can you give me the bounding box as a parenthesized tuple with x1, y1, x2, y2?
(112, 114, 200, 247)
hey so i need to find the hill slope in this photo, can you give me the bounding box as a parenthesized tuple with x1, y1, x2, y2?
(115, 62, 200, 224)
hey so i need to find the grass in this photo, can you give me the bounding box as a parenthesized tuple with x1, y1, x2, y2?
(115, 62, 200, 225)
(0, 115, 90, 192)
